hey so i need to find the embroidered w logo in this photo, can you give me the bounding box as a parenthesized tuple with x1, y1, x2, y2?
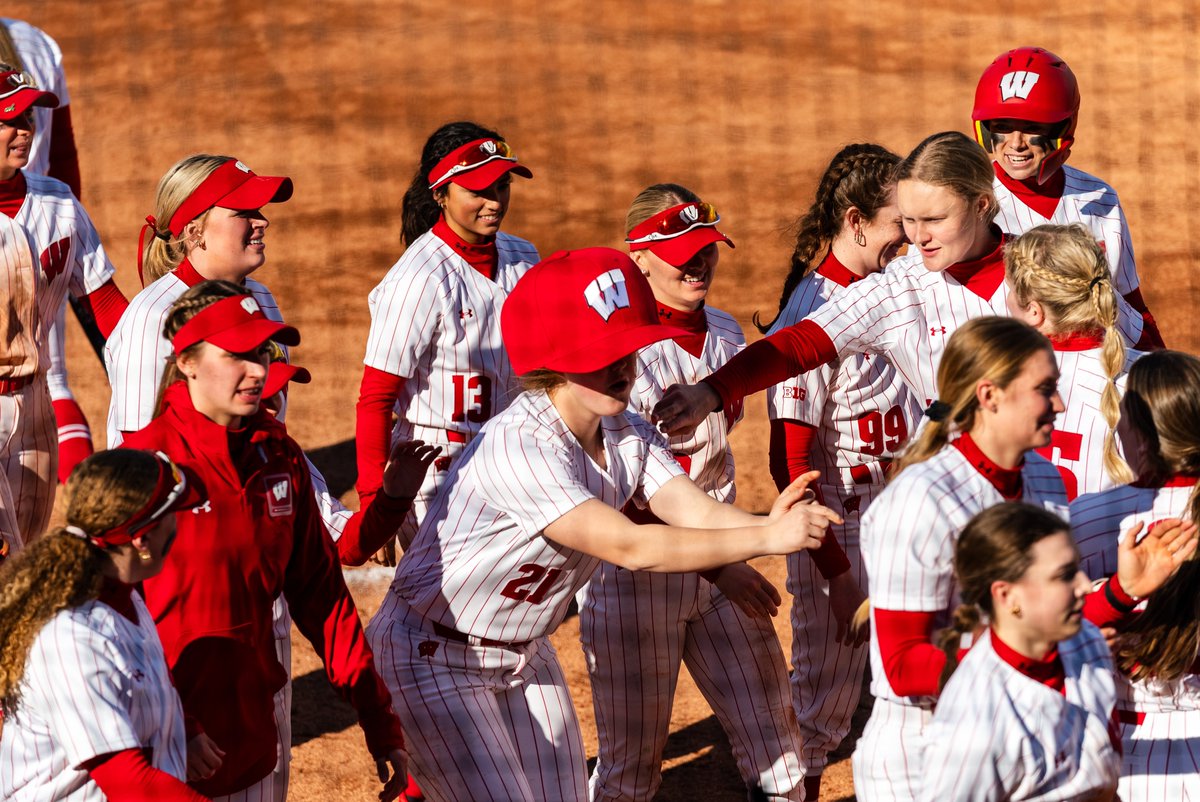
(271, 480, 288, 501)
(583, 269, 630, 321)
(999, 71, 1040, 101)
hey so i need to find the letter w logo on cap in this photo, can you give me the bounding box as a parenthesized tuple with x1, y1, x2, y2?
(999, 70, 1040, 101)
(584, 269, 630, 321)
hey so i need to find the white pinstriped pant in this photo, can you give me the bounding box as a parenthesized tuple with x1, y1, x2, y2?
(578, 567, 804, 801)
(851, 697, 932, 802)
(0, 375, 57, 547)
(366, 595, 587, 802)
(1118, 707, 1200, 801)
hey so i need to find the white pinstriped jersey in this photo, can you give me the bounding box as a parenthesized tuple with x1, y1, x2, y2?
(993, 165, 1140, 296)
(104, 273, 282, 444)
(363, 230, 538, 453)
(627, 306, 743, 501)
(1, 19, 69, 180)
(8, 173, 115, 377)
(766, 266, 922, 501)
(918, 625, 1119, 802)
(389, 389, 684, 643)
(861, 445, 1068, 705)
(1036, 343, 1141, 502)
(0, 592, 188, 801)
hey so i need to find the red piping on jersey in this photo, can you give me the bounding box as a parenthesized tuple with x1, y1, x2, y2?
(658, 302, 707, 358)
(816, 251, 863, 288)
(993, 160, 1066, 219)
(433, 214, 497, 280)
(0, 170, 26, 217)
(989, 627, 1066, 694)
(943, 229, 1007, 300)
(768, 419, 851, 578)
(1048, 330, 1105, 351)
(703, 319, 837, 412)
(953, 432, 1023, 500)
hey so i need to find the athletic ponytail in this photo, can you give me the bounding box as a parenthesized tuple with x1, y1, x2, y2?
(756, 143, 900, 333)
(400, 121, 502, 247)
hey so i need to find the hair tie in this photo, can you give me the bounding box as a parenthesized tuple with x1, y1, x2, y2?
(924, 400, 952, 422)
(136, 215, 171, 288)
(1089, 275, 1106, 291)
(63, 525, 90, 540)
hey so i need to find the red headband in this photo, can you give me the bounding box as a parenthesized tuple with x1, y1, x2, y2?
(65, 452, 203, 547)
(172, 295, 300, 354)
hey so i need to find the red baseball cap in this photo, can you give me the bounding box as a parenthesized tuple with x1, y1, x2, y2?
(172, 294, 300, 354)
(0, 70, 58, 122)
(502, 247, 689, 374)
(167, 158, 293, 236)
(428, 138, 533, 191)
(263, 361, 312, 399)
(625, 202, 734, 267)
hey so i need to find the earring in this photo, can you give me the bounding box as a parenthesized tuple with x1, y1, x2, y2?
(137, 548, 153, 564)
(1010, 604, 1022, 617)
(854, 228, 867, 247)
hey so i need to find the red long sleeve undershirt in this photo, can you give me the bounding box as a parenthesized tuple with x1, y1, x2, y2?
(84, 748, 209, 802)
(768, 419, 851, 578)
(47, 105, 82, 201)
(355, 366, 406, 498)
(704, 320, 837, 412)
(335, 490, 415, 566)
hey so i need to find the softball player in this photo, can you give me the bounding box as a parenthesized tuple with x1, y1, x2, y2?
(366, 247, 840, 802)
(357, 121, 538, 562)
(576, 185, 805, 801)
(0, 449, 206, 802)
(918, 502, 1197, 802)
(758, 144, 923, 798)
(1005, 223, 1143, 500)
(973, 46, 1164, 349)
(1070, 350, 1200, 801)
(1, 20, 96, 484)
(122, 281, 408, 802)
(852, 317, 1070, 801)
(0, 72, 127, 548)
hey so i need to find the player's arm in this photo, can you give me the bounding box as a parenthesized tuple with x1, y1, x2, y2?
(354, 365, 407, 498)
(84, 748, 210, 801)
(543, 472, 839, 573)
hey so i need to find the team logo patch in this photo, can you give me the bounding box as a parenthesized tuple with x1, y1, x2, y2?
(584, 268, 630, 321)
(240, 297, 261, 315)
(999, 70, 1040, 101)
(481, 140, 497, 155)
(234, 160, 251, 173)
(264, 473, 293, 517)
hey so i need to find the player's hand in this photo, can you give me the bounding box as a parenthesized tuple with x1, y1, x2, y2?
(768, 496, 840, 555)
(828, 570, 869, 647)
(767, 470, 820, 522)
(369, 540, 398, 567)
(713, 561, 782, 618)
(1116, 518, 1199, 599)
(186, 732, 225, 781)
(651, 382, 721, 437)
(381, 440, 442, 500)
(376, 747, 409, 802)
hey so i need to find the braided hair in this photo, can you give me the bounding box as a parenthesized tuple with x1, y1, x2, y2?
(756, 144, 900, 333)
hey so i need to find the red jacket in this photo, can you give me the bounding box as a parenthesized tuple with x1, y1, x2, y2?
(124, 381, 402, 796)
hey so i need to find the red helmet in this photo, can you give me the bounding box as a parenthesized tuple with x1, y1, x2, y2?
(972, 47, 1080, 183)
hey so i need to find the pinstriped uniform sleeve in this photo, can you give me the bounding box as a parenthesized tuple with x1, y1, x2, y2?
(806, 266, 923, 361)
(23, 616, 144, 768)
(634, 416, 687, 501)
(767, 276, 836, 425)
(106, 297, 173, 438)
(363, 258, 442, 378)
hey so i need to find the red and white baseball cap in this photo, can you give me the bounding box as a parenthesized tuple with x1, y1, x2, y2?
(625, 202, 734, 267)
(0, 70, 58, 122)
(502, 247, 688, 375)
(172, 294, 300, 354)
(167, 158, 293, 236)
(263, 361, 311, 399)
(428, 138, 533, 191)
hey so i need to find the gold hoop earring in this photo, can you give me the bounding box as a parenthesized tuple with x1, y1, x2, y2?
(854, 228, 867, 247)
(137, 548, 153, 564)
(1010, 604, 1021, 618)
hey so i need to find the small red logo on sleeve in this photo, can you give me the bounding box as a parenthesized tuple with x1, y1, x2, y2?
(264, 473, 293, 517)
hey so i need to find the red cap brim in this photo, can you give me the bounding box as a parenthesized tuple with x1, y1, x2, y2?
(533, 322, 691, 374)
(263, 362, 312, 399)
(202, 319, 300, 354)
(217, 175, 294, 210)
(640, 227, 734, 267)
(450, 160, 533, 191)
(0, 88, 58, 121)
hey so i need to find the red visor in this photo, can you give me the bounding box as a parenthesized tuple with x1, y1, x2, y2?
(167, 159, 293, 236)
(173, 295, 300, 354)
(626, 202, 734, 267)
(0, 70, 59, 122)
(263, 361, 312, 399)
(68, 452, 205, 547)
(428, 138, 533, 191)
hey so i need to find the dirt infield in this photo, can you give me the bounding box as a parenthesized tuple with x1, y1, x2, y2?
(13, 0, 1200, 798)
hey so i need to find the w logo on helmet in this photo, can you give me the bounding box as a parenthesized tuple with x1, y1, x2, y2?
(999, 71, 1040, 101)
(584, 269, 630, 321)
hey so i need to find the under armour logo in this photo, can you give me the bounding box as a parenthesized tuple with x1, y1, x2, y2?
(191, 500, 213, 514)
(930, 326, 946, 336)
(234, 160, 251, 173)
(132, 669, 145, 681)
(583, 269, 630, 321)
(460, 308, 475, 320)
(240, 297, 260, 315)
(418, 640, 440, 657)
(999, 71, 1040, 101)
(658, 308, 672, 320)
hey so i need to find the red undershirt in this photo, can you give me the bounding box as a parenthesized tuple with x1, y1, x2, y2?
(989, 627, 1066, 695)
(0, 170, 127, 336)
(943, 228, 1007, 300)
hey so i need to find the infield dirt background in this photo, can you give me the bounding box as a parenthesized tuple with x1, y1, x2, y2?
(13, 1, 1200, 799)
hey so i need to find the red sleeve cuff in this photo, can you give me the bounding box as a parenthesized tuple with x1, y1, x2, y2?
(1083, 573, 1139, 629)
(873, 608, 946, 698)
(335, 490, 413, 566)
(704, 320, 836, 411)
(768, 418, 816, 493)
(86, 747, 208, 802)
(82, 279, 131, 339)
